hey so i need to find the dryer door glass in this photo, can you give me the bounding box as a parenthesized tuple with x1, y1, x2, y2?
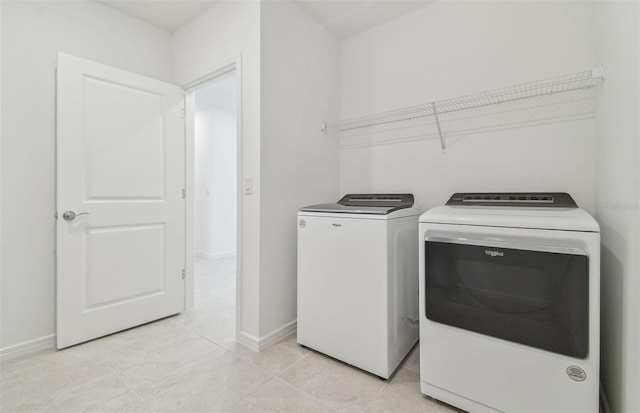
(424, 240, 588, 358)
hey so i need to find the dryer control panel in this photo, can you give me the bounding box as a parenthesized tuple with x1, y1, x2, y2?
(446, 192, 577, 208)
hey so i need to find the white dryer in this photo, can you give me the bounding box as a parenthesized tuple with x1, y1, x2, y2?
(419, 193, 600, 412)
(297, 194, 420, 379)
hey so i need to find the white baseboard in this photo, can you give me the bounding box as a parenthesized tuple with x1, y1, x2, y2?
(0, 334, 56, 361)
(196, 250, 236, 260)
(0, 320, 296, 361)
(236, 331, 260, 352)
(258, 320, 297, 350)
(236, 320, 297, 352)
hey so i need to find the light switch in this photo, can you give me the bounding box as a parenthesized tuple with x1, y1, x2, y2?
(244, 177, 253, 195)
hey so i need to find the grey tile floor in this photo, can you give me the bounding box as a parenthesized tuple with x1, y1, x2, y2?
(0, 257, 457, 413)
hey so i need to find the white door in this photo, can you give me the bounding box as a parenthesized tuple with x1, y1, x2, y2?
(56, 53, 185, 349)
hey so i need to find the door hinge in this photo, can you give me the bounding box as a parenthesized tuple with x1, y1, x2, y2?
(181, 106, 185, 120)
(181, 189, 186, 199)
(181, 269, 186, 280)
(54, 211, 58, 219)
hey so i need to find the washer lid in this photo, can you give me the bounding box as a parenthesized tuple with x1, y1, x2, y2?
(299, 203, 397, 215)
(300, 193, 414, 215)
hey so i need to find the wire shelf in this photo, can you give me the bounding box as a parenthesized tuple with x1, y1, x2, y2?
(322, 66, 605, 150)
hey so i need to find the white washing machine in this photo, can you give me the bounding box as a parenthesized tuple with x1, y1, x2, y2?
(297, 194, 420, 379)
(419, 193, 600, 413)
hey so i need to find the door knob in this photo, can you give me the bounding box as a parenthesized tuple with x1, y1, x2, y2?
(62, 211, 89, 221)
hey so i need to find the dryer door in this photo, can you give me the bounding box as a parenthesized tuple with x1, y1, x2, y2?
(424, 237, 588, 358)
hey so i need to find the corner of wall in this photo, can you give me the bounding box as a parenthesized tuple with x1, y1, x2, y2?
(257, 0, 339, 340)
(594, 2, 640, 412)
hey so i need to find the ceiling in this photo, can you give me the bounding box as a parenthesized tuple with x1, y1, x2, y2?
(98, 1, 218, 32)
(98, 0, 432, 38)
(295, 0, 431, 39)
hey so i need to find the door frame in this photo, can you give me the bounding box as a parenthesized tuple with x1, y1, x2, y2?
(182, 55, 243, 340)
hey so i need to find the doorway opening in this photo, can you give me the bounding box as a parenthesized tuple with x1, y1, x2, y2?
(190, 69, 238, 345)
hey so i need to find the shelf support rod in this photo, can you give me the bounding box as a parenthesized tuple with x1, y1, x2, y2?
(432, 102, 445, 151)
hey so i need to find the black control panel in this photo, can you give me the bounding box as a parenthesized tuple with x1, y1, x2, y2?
(300, 194, 415, 215)
(338, 193, 414, 208)
(446, 192, 577, 208)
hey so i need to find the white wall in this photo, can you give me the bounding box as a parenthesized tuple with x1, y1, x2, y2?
(0, 1, 172, 351)
(1, 0, 336, 351)
(259, 0, 339, 336)
(194, 105, 237, 258)
(171, 0, 262, 338)
(595, 2, 640, 412)
(339, 1, 597, 214)
(0, 2, 3, 353)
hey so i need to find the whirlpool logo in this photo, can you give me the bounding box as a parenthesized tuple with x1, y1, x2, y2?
(485, 249, 504, 257)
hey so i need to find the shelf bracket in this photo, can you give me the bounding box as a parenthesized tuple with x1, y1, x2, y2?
(591, 65, 606, 82)
(432, 102, 446, 151)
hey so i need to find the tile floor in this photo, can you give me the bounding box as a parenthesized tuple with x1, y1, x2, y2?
(0, 257, 458, 413)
